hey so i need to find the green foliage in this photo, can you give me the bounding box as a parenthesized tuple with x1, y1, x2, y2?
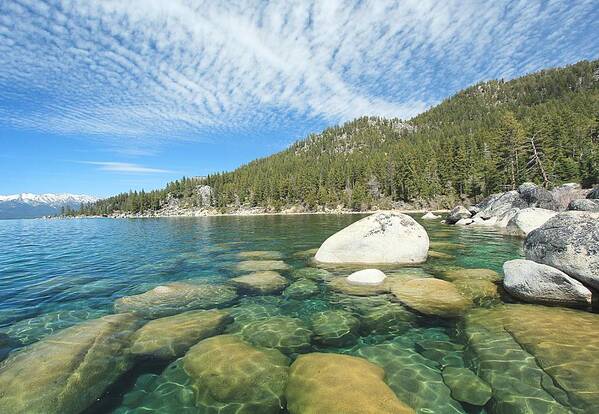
(78, 60, 599, 215)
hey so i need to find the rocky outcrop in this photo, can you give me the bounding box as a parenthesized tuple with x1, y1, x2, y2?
(228, 271, 288, 294)
(114, 282, 238, 318)
(130, 309, 233, 358)
(286, 353, 415, 414)
(445, 206, 471, 224)
(568, 198, 599, 211)
(518, 182, 557, 210)
(315, 212, 429, 264)
(524, 211, 599, 289)
(391, 278, 472, 317)
(0, 314, 139, 414)
(476, 190, 528, 219)
(503, 259, 592, 307)
(505, 207, 557, 236)
(347, 268, 386, 285)
(182, 335, 289, 414)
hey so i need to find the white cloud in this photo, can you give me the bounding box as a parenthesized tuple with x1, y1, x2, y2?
(82, 161, 173, 174)
(0, 0, 596, 144)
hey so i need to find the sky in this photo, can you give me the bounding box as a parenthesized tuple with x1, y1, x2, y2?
(0, 0, 597, 197)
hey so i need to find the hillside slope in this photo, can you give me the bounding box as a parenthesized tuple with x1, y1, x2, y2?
(79, 59, 599, 215)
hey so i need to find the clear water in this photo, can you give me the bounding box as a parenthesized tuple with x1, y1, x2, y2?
(0, 215, 595, 414)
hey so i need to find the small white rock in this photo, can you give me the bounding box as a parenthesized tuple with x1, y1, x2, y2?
(422, 212, 440, 220)
(347, 269, 387, 286)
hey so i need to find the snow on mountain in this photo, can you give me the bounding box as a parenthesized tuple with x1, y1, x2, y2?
(0, 193, 99, 219)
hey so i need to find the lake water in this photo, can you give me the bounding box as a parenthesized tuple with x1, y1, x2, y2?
(0, 215, 596, 413)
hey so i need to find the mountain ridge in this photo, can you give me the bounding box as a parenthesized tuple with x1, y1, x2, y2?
(0, 193, 98, 219)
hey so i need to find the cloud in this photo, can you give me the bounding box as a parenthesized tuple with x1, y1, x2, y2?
(0, 0, 597, 145)
(82, 161, 174, 174)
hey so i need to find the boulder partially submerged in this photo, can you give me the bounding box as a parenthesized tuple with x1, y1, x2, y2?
(505, 207, 557, 236)
(286, 353, 415, 414)
(503, 259, 592, 307)
(315, 212, 429, 264)
(347, 268, 387, 285)
(0, 314, 139, 414)
(422, 211, 440, 220)
(445, 206, 471, 225)
(228, 271, 288, 294)
(524, 211, 599, 289)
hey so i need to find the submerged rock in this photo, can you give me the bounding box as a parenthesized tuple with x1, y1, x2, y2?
(453, 278, 500, 305)
(130, 309, 233, 358)
(358, 301, 418, 336)
(114, 282, 238, 318)
(239, 316, 312, 354)
(283, 278, 319, 299)
(310, 310, 360, 346)
(228, 271, 288, 294)
(428, 250, 454, 260)
(314, 212, 429, 265)
(357, 342, 466, 413)
(505, 207, 557, 236)
(234, 260, 291, 272)
(290, 267, 332, 280)
(391, 278, 472, 317)
(0, 333, 19, 362)
(292, 247, 319, 258)
(441, 367, 492, 406)
(347, 268, 387, 285)
(0, 314, 139, 414)
(446, 206, 471, 225)
(440, 267, 502, 282)
(183, 335, 289, 414)
(328, 276, 392, 296)
(236, 250, 284, 260)
(524, 211, 599, 289)
(503, 259, 592, 307)
(286, 353, 415, 414)
(465, 305, 599, 413)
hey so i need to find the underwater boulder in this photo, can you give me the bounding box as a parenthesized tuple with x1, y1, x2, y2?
(290, 267, 332, 281)
(183, 335, 289, 414)
(228, 271, 288, 294)
(130, 309, 233, 358)
(314, 212, 429, 265)
(236, 250, 284, 260)
(0, 313, 139, 414)
(441, 367, 492, 406)
(310, 310, 360, 346)
(391, 278, 472, 317)
(114, 282, 238, 318)
(234, 260, 291, 272)
(283, 278, 319, 299)
(286, 352, 415, 414)
(440, 267, 502, 282)
(239, 316, 312, 354)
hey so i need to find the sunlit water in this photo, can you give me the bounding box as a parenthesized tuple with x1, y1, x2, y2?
(0, 215, 596, 413)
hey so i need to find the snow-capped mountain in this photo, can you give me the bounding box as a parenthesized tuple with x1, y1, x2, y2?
(0, 193, 99, 219)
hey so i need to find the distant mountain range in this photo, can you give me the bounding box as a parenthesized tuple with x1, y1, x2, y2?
(0, 193, 99, 219)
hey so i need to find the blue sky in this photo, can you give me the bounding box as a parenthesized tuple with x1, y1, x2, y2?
(1, 0, 597, 197)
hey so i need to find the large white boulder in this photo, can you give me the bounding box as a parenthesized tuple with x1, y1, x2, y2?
(347, 269, 387, 285)
(524, 211, 599, 289)
(314, 212, 429, 264)
(505, 208, 557, 236)
(503, 259, 592, 307)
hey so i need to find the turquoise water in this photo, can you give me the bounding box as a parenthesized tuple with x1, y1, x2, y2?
(3, 215, 594, 413)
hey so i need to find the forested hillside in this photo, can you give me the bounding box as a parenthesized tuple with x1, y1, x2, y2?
(78, 60, 599, 215)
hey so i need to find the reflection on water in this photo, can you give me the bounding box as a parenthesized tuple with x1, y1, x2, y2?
(0, 215, 596, 413)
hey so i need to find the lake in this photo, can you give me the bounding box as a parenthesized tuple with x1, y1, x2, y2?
(0, 215, 596, 413)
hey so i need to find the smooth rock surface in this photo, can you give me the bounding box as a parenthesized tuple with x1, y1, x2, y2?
(503, 259, 592, 307)
(286, 353, 415, 414)
(228, 271, 288, 294)
(568, 198, 599, 211)
(236, 250, 284, 260)
(310, 310, 360, 346)
(314, 212, 429, 264)
(182, 335, 289, 414)
(114, 282, 237, 318)
(234, 260, 290, 272)
(446, 206, 471, 224)
(347, 268, 387, 285)
(0, 314, 139, 414)
(440, 267, 502, 282)
(391, 278, 472, 317)
(239, 316, 312, 354)
(130, 309, 233, 358)
(505, 207, 557, 236)
(442, 367, 492, 406)
(525, 211, 599, 289)
(422, 211, 440, 220)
